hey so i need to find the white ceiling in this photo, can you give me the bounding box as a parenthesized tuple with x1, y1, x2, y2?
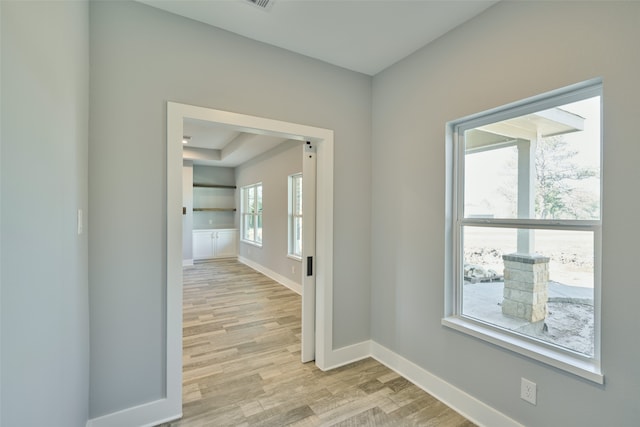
(182, 118, 289, 167)
(139, 0, 497, 76)
(143, 0, 499, 167)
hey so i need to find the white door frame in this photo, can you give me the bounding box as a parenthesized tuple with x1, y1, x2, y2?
(301, 141, 317, 362)
(166, 102, 335, 417)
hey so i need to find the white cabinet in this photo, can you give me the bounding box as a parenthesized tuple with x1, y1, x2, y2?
(193, 231, 214, 259)
(193, 229, 238, 260)
(214, 229, 237, 258)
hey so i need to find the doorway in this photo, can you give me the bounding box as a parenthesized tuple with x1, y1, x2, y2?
(166, 102, 335, 415)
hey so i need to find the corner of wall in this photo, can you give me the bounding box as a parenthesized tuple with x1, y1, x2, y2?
(369, 342, 522, 427)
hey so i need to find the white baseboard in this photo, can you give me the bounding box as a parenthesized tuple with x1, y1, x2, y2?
(86, 398, 181, 427)
(93, 263, 515, 427)
(182, 258, 194, 267)
(370, 341, 522, 427)
(306, 339, 518, 426)
(322, 340, 371, 371)
(238, 256, 302, 295)
(86, 341, 517, 427)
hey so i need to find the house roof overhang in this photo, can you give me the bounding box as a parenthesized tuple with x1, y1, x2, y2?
(465, 107, 585, 153)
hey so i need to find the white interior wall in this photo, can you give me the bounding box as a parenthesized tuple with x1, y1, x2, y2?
(371, 2, 640, 425)
(0, 1, 90, 426)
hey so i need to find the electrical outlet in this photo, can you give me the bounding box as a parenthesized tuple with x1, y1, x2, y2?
(520, 378, 537, 405)
(291, 266, 295, 274)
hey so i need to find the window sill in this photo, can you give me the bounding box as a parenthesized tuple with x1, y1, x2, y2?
(442, 315, 603, 384)
(241, 239, 262, 248)
(287, 254, 302, 261)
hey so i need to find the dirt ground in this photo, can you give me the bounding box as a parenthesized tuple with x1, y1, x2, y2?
(529, 301, 594, 357)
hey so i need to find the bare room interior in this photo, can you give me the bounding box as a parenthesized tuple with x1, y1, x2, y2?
(2, 1, 640, 426)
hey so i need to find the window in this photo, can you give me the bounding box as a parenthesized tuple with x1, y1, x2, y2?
(241, 183, 263, 246)
(288, 173, 303, 259)
(443, 80, 603, 383)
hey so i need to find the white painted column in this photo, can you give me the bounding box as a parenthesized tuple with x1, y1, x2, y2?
(516, 136, 537, 254)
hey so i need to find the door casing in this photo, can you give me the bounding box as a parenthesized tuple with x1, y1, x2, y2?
(166, 102, 335, 418)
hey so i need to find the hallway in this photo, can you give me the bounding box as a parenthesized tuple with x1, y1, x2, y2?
(167, 259, 474, 426)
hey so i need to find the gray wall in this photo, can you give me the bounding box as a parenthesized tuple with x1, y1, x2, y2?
(236, 141, 303, 284)
(371, 2, 640, 426)
(1, 1, 90, 426)
(89, 0, 371, 418)
(5, 1, 637, 425)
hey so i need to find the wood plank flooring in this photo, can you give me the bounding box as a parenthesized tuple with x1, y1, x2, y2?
(164, 259, 475, 427)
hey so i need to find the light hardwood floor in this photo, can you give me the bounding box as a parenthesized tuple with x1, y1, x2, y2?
(165, 259, 475, 427)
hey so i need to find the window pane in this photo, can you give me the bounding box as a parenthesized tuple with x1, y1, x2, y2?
(257, 185, 263, 213)
(464, 96, 601, 220)
(256, 214, 262, 243)
(461, 226, 595, 356)
(464, 145, 518, 218)
(244, 215, 254, 241)
(293, 217, 302, 256)
(294, 176, 302, 215)
(247, 187, 255, 213)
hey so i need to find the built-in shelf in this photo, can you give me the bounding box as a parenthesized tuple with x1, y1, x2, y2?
(193, 183, 236, 189)
(193, 207, 236, 212)
(192, 183, 236, 213)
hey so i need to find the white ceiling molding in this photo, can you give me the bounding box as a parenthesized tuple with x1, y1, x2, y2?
(182, 118, 289, 167)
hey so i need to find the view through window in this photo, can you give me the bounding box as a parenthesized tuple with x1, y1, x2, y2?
(241, 183, 263, 246)
(288, 173, 303, 258)
(448, 82, 602, 371)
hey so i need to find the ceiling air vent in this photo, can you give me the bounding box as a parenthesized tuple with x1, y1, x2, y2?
(245, 0, 274, 11)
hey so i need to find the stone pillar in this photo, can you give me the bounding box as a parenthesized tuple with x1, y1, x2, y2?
(501, 253, 550, 323)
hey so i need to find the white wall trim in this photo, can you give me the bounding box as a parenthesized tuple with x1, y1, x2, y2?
(166, 102, 335, 427)
(238, 255, 302, 295)
(182, 259, 194, 267)
(85, 398, 181, 427)
(370, 341, 523, 427)
(321, 340, 371, 371)
(300, 339, 520, 426)
(85, 338, 518, 427)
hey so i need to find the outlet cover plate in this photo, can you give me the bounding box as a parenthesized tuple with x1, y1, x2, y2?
(521, 378, 537, 405)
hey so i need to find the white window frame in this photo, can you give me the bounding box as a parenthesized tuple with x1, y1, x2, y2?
(288, 173, 303, 260)
(240, 182, 263, 247)
(442, 79, 604, 383)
